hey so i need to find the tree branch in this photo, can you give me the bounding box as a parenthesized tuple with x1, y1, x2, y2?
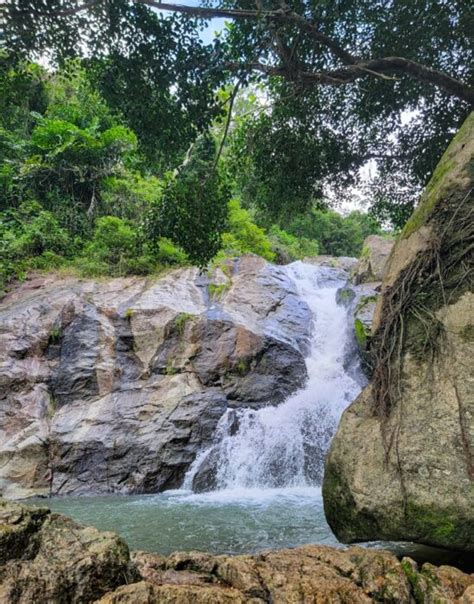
(29, 0, 269, 20)
(14, 0, 474, 104)
(278, 6, 358, 65)
(297, 57, 474, 104)
(228, 56, 474, 104)
(214, 80, 241, 170)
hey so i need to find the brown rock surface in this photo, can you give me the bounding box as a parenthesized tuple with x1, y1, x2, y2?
(351, 235, 394, 285)
(100, 545, 474, 604)
(0, 498, 137, 603)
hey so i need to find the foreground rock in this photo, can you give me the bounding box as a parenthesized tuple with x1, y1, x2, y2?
(324, 113, 474, 551)
(111, 548, 474, 604)
(0, 498, 137, 602)
(0, 255, 312, 499)
(1, 498, 473, 604)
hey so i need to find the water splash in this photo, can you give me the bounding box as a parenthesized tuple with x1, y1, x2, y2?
(184, 261, 364, 492)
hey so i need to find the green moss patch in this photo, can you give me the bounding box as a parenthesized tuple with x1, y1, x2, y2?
(404, 501, 473, 550)
(175, 312, 193, 336)
(208, 281, 231, 300)
(460, 324, 474, 342)
(354, 318, 368, 349)
(402, 113, 474, 239)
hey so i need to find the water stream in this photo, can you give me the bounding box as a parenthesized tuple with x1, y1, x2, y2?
(184, 261, 363, 491)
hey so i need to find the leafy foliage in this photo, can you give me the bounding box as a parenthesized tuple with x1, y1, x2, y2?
(285, 209, 382, 257)
(4, 1, 472, 231)
(219, 199, 275, 262)
(5, 1, 224, 170)
(0, 51, 389, 296)
(144, 136, 230, 266)
(268, 226, 319, 262)
(0, 201, 73, 292)
(79, 216, 154, 277)
(222, 0, 472, 225)
(27, 118, 137, 217)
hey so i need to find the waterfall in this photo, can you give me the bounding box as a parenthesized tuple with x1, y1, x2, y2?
(184, 261, 364, 492)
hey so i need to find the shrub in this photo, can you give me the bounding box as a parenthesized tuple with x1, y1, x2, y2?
(10, 209, 71, 258)
(219, 198, 275, 261)
(0, 201, 72, 292)
(268, 225, 319, 262)
(101, 173, 162, 220)
(79, 216, 138, 276)
(155, 237, 188, 265)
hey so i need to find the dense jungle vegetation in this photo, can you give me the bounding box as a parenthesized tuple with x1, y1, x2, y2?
(0, 1, 472, 293)
(0, 54, 381, 292)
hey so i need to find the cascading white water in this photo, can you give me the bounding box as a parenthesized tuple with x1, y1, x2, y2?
(184, 261, 364, 492)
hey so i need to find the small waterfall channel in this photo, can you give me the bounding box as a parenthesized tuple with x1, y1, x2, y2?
(184, 261, 365, 493)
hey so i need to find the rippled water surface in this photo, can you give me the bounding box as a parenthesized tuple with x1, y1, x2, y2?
(28, 488, 467, 569)
(32, 487, 337, 555)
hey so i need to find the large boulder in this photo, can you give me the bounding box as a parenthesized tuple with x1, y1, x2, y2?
(0, 255, 312, 499)
(323, 113, 474, 551)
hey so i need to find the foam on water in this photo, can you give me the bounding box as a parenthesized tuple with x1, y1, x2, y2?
(164, 486, 323, 506)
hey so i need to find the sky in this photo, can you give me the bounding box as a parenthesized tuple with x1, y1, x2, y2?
(153, 0, 226, 44)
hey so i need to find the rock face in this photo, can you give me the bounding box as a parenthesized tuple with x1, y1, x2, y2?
(0, 255, 312, 499)
(118, 548, 474, 604)
(1, 498, 473, 604)
(324, 113, 474, 552)
(352, 235, 394, 284)
(304, 255, 358, 273)
(349, 235, 394, 373)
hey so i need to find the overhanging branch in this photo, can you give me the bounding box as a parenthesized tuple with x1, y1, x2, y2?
(228, 57, 474, 104)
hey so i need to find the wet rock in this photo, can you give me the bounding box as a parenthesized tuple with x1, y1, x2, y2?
(0, 256, 312, 499)
(324, 112, 474, 552)
(352, 282, 380, 375)
(304, 255, 358, 273)
(191, 446, 221, 492)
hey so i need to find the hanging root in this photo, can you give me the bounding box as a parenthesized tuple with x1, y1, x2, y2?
(370, 190, 474, 422)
